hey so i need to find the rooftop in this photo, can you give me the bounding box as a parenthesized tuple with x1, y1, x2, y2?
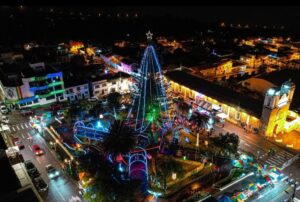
(165, 70, 264, 117)
(63, 71, 88, 88)
(88, 71, 130, 83)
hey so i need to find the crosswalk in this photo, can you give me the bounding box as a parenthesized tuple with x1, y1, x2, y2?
(264, 150, 296, 169)
(9, 122, 31, 132)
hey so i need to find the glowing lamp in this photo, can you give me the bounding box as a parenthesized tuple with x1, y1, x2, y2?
(172, 173, 177, 180)
(268, 88, 275, 96)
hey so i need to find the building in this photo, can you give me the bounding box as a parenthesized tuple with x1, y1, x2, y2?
(261, 80, 295, 137)
(165, 70, 262, 131)
(17, 62, 65, 108)
(63, 73, 90, 102)
(165, 70, 300, 137)
(89, 72, 131, 99)
(0, 136, 41, 202)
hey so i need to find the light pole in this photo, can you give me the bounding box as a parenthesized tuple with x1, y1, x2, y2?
(196, 132, 199, 147)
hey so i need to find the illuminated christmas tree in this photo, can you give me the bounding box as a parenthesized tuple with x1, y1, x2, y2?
(128, 31, 170, 141)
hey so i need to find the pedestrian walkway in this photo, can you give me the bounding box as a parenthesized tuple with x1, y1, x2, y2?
(264, 150, 295, 169)
(9, 122, 30, 132)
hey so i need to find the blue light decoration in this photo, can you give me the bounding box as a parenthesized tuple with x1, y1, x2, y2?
(46, 72, 62, 79)
(118, 163, 124, 172)
(147, 189, 162, 198)
(127, 34, 170, 134)
(73, 121, 109, 142)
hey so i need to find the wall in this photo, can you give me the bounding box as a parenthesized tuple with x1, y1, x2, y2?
(92, 77, 131, 98)
(65, 84, 90, 101)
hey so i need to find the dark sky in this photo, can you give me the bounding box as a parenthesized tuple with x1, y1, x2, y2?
(128, 7, 300, 27)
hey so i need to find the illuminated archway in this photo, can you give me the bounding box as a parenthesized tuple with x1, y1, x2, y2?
(128, 146, 148, 181)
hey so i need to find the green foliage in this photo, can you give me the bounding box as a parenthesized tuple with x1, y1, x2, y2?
(103, 120, 137, 155)
(212, 132, 240, 154)
(156, 157, 184, 191)
(107, 92, 122, 109)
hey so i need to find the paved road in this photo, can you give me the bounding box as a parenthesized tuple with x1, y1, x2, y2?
(6, 111, 82, 202)
(213, 121, 297, 167)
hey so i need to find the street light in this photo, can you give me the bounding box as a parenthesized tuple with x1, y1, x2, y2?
(172, 173, 177, 180)
(99, 114, 103, 119)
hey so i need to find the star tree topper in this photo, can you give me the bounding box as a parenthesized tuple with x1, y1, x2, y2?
(146, 30, 153, 41)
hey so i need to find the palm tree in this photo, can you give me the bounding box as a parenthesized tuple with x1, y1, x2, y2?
(189, 112, 209, 129)
(103, 120, 137, 156)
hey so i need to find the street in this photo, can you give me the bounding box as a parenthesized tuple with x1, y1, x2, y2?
(6, 111, 81, 202)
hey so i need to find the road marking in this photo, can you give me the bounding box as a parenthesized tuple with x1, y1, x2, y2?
(21, 134, 25, 139)
(25, 123, 28, 128)
(12, 126, 15, 131)
(36, 158, 41, 165)
(27, 132, 31, 138)
(28, 145, 32, 151)
(16, 125, 20, 130)
(21, 124, 24, 129)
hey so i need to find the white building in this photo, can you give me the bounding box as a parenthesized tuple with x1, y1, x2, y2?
(90, 72, 131, 99)
(64, 82, 90, 102)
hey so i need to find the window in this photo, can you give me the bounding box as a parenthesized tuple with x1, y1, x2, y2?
(84, 85, 88, 89)
(54, 85, 62, 90)
(95, 90, 99, 94)
(57, 93, 63, 97)
(33, 99, 39, 103)
(85, 92, 89, 95)
(95, 85, 100, 89)
(27, 101, 32, 105)
(111, 88, 116, 93)
(69, 89, 73, 93)
(102, 83, 107, 87)
(46, 95, 55, 100)
(112, 81, 116, 85)
(101, 90, 105, 95)
(77, 87, 81, 91)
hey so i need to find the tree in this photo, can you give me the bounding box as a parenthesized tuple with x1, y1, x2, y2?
(79, 153, 142, 202)
(103, 120, 137, 155)
(107, 92, 122, 109)
(189, 112, 209, 129)
(212, 132, 240, 155)
(156, 157, 184, 191)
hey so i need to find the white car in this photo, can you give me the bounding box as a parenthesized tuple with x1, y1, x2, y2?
(45, 164, 60, 179)
(0, 105, 8, 114)
(88, 97, 98, 102)
(1, 116, 9, 124)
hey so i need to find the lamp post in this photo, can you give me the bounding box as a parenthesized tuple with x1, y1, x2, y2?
(196, 133, 199, 147)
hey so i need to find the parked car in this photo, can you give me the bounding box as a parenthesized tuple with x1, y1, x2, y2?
(28, 168, 41, 179)
(32, 144, 44, 156)
(13, 137, 25, 150)
(45, 164, 60, 179)
(56, 110, 65, 120)
(0, 105, 8, 114)
(33, 177, 48, 192)
(1, 115, 9, 124)
(24, 160, 37, 172)
(88, 97, 98, 102)
(20, 108, 34, 116)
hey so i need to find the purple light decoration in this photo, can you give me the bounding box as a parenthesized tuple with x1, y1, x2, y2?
(128, 146, 148, 180)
